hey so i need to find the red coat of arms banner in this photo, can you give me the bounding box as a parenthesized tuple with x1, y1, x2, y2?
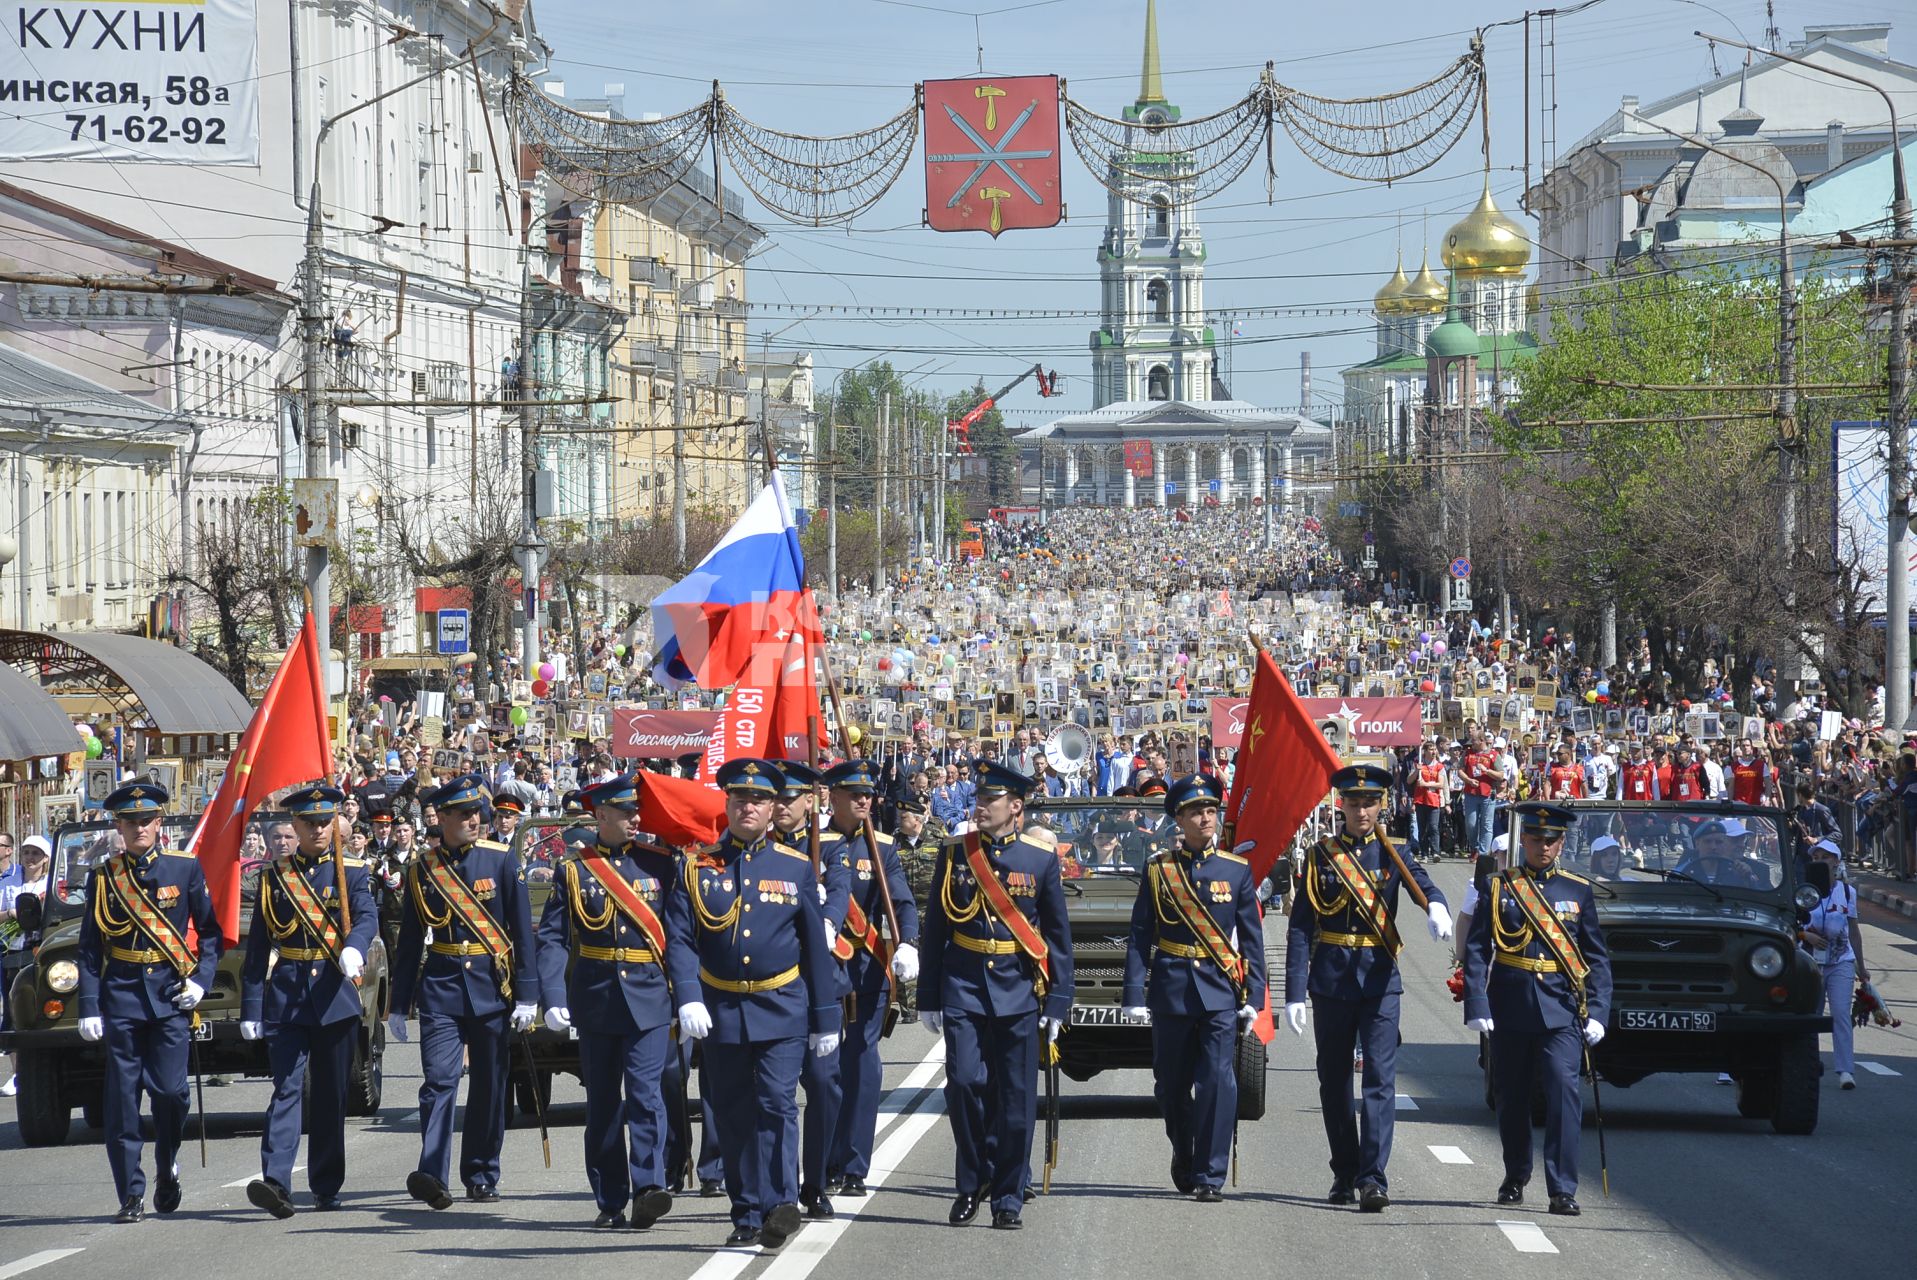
(923, 75, 1062, 237)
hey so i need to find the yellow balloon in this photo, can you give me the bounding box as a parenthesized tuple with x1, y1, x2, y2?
(846, 725, 863, 746)
(1584, 690, 1599, 704)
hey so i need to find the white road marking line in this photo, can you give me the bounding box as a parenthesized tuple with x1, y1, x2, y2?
(1496, 1221, 1560, 1254)
(1858, 1061, 1901, 1077)
(223, 1165, 301, 1189)
(0, 1251, 85, 1280)
(1394, 1094, 1420, 1111)
(684, 1039, 947, 1280)
(1427, 1145, 1472, 1164)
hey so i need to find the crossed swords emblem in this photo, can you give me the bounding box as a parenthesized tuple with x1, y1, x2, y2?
(928, 97, 1051, 234)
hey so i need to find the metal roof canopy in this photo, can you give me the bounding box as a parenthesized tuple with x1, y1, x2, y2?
(0, 630, 252, 735)
(0, 658, 85, 760)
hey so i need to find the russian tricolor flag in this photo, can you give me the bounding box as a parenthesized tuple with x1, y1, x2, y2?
(650, 474, 820, 691)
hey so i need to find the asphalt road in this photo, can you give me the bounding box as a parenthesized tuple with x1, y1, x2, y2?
(5, 861, 1916, 1280)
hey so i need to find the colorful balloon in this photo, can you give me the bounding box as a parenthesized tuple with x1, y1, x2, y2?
(509, 706, 530, 726)
(1431, 640, 1448, 656)
(538, 661, 557, 682)
(85, 736, 105, 758)
(614, 644, 628, 659)
(531, 679, 550, 698)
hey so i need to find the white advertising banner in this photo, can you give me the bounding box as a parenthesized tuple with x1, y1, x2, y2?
(1833, 419, 1915, 618)
(0, 0, 259, 163)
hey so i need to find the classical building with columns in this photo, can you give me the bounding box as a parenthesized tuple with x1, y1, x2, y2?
(1019, 0, 1331, 513)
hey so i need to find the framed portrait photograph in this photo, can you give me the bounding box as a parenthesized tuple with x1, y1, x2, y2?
(37, 792, 81, 833)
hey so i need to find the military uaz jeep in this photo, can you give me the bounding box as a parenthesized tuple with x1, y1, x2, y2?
(1, 814, 391, 1145)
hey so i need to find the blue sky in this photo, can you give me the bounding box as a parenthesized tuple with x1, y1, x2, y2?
(530, 0, 1908, 420)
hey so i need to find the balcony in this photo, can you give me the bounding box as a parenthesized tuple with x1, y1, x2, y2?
(626, 343, 661, 370)
(720, 368, 749, 392)
(629, 257, 677, 289)
(713, 295, 748, 320)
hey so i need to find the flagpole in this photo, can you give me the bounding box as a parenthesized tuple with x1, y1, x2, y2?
(305, 587, 351, 937)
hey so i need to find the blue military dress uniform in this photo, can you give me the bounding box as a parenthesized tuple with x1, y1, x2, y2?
(780, 762, 853, 1216)
(535, 776, 700, 1228)
(239, 785, 378, 1216)
(918, 762, 1074, 1226)
(666, 759, 840, 1248)
(391, 773, 540, 1206)
(1463, 802, 1611, 1211)
(818, 760, 919, 1197)
(1285, 764, 1446, 1205)
(75, 782, 222, 1222)
(1122, 775, 1266, 1197)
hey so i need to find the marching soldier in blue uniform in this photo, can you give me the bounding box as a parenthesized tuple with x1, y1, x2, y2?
(75, 782, 221, 1224)
(389, 773, 541, 1209)
(819, 760, 919, 1203)
(1463, 801, 1612, 1216)
(536, 775, 699, 1229)
(919, 761, 1074, 1230)
(239, 785, 378, 1218)
(1121, 775, 1266, 1202)
(1284, 763, 1452, 1212)
(775, 760, 849, 1220)
(490, 793, 527, 845)
(667, 759, 841, 1251)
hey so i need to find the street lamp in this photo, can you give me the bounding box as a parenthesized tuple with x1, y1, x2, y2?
(1696, 29, 1913, 731)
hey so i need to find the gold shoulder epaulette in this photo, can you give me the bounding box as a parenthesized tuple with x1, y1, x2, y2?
(342, 856, 368, 868)
(1022, 828, 1058, 851)
(477, 838, 510, 852)
(1215, 850, 1249, 865)
(773, 841, 809, 862)
(1555, 869, 1590, 886)
(162, 848, 196, 859)
(694, 841, 723, 858)
(872, 830, 895, 846)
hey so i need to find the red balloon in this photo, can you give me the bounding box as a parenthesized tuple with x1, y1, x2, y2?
(1419, 679, 1436, 694)
(878, 657, 892, 671)
(531, 678, 550, 698)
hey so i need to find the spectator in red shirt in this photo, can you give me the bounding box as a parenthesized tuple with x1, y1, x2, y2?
(1726, 741, 1772, 808)
(1671, 746, 1709, 801)
(1410, 741, 1447, 861)
(1461, 732, 1505, 856)
(1620, 742, 1660, 801)
(1653, 746, 1676, 801)
(1546, 745, 1587, 800)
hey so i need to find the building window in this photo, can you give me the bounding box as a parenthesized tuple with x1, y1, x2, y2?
(1147, 365, 1171, 401)
(1150, 194, 1171, 239)
(1146, 278, 1170, 324)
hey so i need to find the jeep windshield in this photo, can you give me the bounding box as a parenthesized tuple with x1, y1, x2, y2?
(1024, 797, 1181, 877)
(43, 812, 295, 925)
(1555, 802, 1791, 897)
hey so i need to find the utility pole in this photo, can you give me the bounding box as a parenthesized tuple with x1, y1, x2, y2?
(517, 244, 541, 681)
(299, 196, 332, 689)
(876, 390, 889, 589)
(1262, 429, 1273, 549)
(671, 343, 687, 566)
(825, 396, 838, 601)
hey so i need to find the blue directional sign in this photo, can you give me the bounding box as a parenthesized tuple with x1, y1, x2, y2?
(1208, 478, 1222, 494)
(437, 608, 470, 655)
(1164, 481, 1178, 496)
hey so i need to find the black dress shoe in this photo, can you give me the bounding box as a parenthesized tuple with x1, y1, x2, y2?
(700, 1179, 725, 1199)
(991, 1209, 1023, 1230)
(839, 1176, 869, 1198)
(1549, 1194, 1581, 1217)
(823, 1174, 844, 1195)
(466, 1184, 501, 1204)
(1171, 1156, 1196, 1194)
(1497, 1180, 1525, 1206)
(724, 1226, 759, 1246)
(114, 1196, 144, 1224)
(1358, 1184, 1390, 1213)
(802, 1194, 835, 1220)
(632, 1187, 673, 1230)
(758, 1202, 802, 1251)
(949, 1190, 982, 1225)
(314, 1195, 341, 1212)
(155, 1165, 182, 1215)
(406, 1172, 453, 1211)
(594, 1209, 625, 1229)
(1195, 1186, 1224, 1203)
(1327, 1183, 1356, 1205)
(247, 1178, 296, 1220)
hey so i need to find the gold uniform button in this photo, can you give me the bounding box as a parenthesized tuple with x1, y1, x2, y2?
(744, 904, 752, 912)
(743, 956, 752, 965)
(743, 930, 752, 938)
(464, 961, 473, 969)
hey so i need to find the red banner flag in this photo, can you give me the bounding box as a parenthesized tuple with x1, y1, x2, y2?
(1225, 650, 1342, 886)
(636, 771, 727, 848)
(187, 611, 333, 946)
(697, 629, 826, 780)
(923, 75, 1062, 237)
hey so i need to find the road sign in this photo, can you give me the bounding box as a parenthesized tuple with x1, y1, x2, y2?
(436, 609, 470, 655)
(1164, 481, 1178, 496)
(1208, 478, 1222, 494)
(1362, 531, 1376, 545)
(923, 76, 1062, 237)
(1339, 501, 1366, 518)
(1449, 557, 1472, 579)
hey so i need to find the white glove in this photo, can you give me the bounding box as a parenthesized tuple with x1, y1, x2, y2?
(1123, 1005, 1150, 1024)
(678, 1001, 713, 1040)
(340, 947, 365, 980)
(173, 979, 205, 1011)
(1232, 838, 1257, 856)
(891, 943, 919, 984)
(1285, 1003, 1308, 1036)
(1038, 1015, 1062, 1044)
(79, 1016, 104, 1042)
(1256, 880, 1275, 904)
(1583, 1018, 1605, 1047)
(817, 882, 828, 905)
(809, 1030, 842, 1058)
(1467, 1016, 1495, 1034)
(1427, 901, 1454, 942)
(922, 1010, 945, 1036)
(1237, 1004, 1256, 1030)
(387, 1012, 410, 1043)
(510, 1002, 538, 1033)
(545, 1007, 572, 1034)
(241, 1020, 263, 1041)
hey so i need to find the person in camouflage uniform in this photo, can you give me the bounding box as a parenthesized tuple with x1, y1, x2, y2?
(889, 797, 945, 1021)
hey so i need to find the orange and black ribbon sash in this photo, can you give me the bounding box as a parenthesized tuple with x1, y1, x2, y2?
(1321, 837, 1404, 957)
(576, 856, 669, 959)
(105, 858, 194, 977)
(837, 825, 886, 959)
(1501, 871, 1591, 989)
(426, 852, 515, 1000)
(1149, 849, 1247, 996)
(961, 832, 1051, 998)
(273, 860, 344, 965)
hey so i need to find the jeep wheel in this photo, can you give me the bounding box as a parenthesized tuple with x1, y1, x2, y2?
(347, 1019, 385, 1116)
(1234, 1033, 1268, 1121)
(15, 1049, 72, 1147)
(1771, 1034, 1821, 1136)
(1736, 1072, 1778, 1120)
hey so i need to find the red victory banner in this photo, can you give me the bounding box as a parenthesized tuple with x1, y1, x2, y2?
(1211, 695, 1424, 749)
(1122, 440, 1155, 476)
(924, 75, 1062, 237)
(611, 708, 721, 759)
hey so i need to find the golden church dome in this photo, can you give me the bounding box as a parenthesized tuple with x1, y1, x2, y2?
(1403, 255, 1448, 314)
(1442, 178, 1531, 274)
(1373, 258, 1413, 315)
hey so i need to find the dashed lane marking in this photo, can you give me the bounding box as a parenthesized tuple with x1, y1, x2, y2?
(1427, 1145, 1472, 1164)
(1496, 1221, 1560, 1254)
(1394, 1094, 1420, 1111)
(223, 1164, 302, 1188)
(1858, 1061, 1901, 1077)
(0, 1251, 85, 1280)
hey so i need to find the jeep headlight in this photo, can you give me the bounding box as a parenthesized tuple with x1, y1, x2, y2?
(1747, 943, 1786, 980)
(1793, 885, 1821, 912)
(45, 958, 80, 993)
